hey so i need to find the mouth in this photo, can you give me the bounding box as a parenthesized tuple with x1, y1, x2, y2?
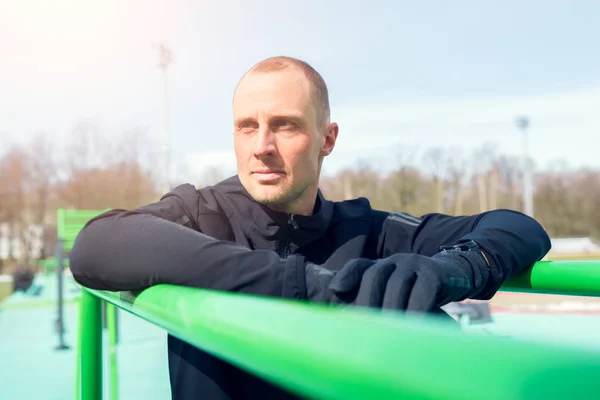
(251, 170, 285, 182)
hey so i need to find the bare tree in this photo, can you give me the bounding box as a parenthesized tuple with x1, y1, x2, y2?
(392, 144, 420, 211)
(470, 142, 499, 213)
(494, 155, 521, 210)
(446, 150, 468, 215)
(424, 147, 451, 213)
(25, 133, 56, 259)
(56, 122, 159, 210)
(56, 121, 107, 208)
(0, 144, 35, 262)
(6, 124, 600, 266)
(372, 144, 423, 213)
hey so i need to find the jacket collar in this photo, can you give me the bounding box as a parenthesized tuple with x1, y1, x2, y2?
(217, 176, 333, 250)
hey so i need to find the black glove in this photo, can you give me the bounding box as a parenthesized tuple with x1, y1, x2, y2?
(304, 249, 490, 312)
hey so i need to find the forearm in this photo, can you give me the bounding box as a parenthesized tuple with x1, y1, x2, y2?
(460, 209, 551, 298)
(69, 211, 306, 299)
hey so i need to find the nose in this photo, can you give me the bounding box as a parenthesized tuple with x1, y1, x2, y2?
(253, 127, 277, 159)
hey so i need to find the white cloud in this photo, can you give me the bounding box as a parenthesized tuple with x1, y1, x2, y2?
(327, 86, 600, 174)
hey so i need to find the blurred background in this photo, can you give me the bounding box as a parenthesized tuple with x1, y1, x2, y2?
(1, 1, 599, 399)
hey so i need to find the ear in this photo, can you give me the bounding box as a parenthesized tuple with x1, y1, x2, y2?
(320, 122, 338, 157)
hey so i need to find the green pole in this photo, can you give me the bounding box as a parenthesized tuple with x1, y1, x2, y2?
(56, 208, 65, 240)
(87, 285, 600, 400)
(503, 260, 600, 296)
(107, 303, 119, 400)
(75, 296, 82, 400)
(81, 289, 102, 400)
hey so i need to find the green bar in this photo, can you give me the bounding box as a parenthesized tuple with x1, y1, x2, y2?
(82, 289, 103, 400)
(106, 303, 119, 400)
(87, 285, 600, 400)
(503, 260, 600, 297)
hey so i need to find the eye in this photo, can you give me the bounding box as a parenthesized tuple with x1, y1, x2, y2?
(237, 120, 258, 133)
(272, 119, 296, 130)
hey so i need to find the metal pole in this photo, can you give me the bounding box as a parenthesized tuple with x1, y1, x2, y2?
(81, 289, 102, 400)
(74, 296, 82, 400)
(107, 303, 119, 400)
(54, 238, 69, 350)
(516, 116, 534, 217)
(157, 44, 172, 194)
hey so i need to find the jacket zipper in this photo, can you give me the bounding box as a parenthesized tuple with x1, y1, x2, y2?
(289, 214, 299, 230)
(279, 214, 298, 258)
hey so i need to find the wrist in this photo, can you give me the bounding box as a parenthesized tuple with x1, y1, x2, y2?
(281, 255, 308, 300)
(437, 240, 490, 270)
(433, 244, 491, 297)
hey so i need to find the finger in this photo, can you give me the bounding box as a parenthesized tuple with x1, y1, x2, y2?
(381, 266, 417, 311)
(354, 261, 396, 308)
(329, 258, 374, 293)
(405, 269, 441, 313)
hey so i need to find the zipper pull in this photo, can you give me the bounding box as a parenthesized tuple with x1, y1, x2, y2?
(289, 214, 299, 230)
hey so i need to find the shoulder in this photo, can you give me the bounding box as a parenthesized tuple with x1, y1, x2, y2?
(162, 176, 244, 224)
(171, 176, 245, 216)
(330, 197, 373, 223)
(169, 176, 246, 238)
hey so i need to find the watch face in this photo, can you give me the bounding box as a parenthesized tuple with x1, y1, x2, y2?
(440, 240, 479, 252)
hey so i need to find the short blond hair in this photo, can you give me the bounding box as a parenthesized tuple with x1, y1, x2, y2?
(237, 56, 331, 126)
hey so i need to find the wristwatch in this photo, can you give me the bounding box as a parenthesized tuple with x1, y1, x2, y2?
(438, 240, 480, 252)
(439, 240, 491, 267)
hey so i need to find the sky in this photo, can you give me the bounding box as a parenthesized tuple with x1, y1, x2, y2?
(1, 0, 599, 183)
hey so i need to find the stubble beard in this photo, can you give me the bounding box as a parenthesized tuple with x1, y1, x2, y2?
(252, 178, 312, 212)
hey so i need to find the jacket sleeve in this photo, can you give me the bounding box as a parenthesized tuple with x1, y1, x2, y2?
(69, 184, 307, 299)
(376, 209, 551, 299)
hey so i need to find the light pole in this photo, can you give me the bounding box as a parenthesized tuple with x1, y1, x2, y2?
(515, 116, 534, 217)
(156, 44, 172, 194)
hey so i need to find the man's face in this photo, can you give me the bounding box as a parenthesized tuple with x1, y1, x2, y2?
(232, 68, 337, 213)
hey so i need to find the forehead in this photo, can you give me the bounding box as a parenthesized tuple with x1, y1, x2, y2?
(233, 69, 316, 120)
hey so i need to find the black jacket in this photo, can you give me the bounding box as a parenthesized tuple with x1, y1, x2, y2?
(70, 176, 551, 399)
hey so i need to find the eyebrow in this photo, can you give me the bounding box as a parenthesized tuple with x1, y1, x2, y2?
(270, 115, 305, 125)
(234, 113, 305, 126)
(234, 117, 255, 127)
(270, 111, 305, 120)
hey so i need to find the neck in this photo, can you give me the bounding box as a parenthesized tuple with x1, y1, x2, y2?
(267, 187, 319, 216)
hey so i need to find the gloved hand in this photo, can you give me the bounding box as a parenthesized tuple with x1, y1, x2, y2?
(304, 250, 490, 312)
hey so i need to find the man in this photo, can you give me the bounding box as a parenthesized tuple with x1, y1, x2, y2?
(70, 56, 551, 399)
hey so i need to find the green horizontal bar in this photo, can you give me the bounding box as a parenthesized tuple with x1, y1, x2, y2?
(87, 286, 600, 400)
(57, 208, 108, 242)
(502, 260, 600, 297)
